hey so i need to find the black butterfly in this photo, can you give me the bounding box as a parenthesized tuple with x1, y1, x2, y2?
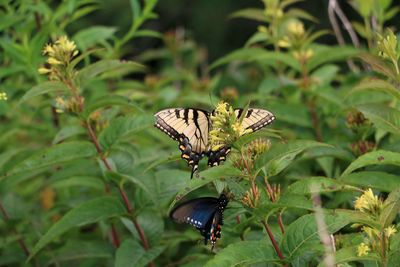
(170, 194, 229, 250)
(154, 108, 275, 178)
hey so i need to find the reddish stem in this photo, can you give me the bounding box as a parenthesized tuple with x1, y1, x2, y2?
(262, 220, 285, 261)
(110, 223, 121, 248)
(236, 215, 245, 241)
(278, 213, 285, 234)
(86, 122, 151, 253)
(0, 201, 31, 257)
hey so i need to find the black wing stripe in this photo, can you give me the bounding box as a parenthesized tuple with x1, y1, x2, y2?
(184, 109, 189, 125)
(246, 109, 253, 118)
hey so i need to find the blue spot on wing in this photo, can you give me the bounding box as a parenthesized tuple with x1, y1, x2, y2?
(170, 197, 218, 229)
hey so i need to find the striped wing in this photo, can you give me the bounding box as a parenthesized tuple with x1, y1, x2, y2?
(234, 108, 275, 132)
(207, 108, 275, 167)
(154, 108, 211, 178)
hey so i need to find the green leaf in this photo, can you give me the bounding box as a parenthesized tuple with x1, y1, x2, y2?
(342, 150, 400, 176)
(83, 95, 142, 117)
(19, 81, 69, 104)
(6, 141, 97, 176)
(73, 26, 117, 50)
(49, 240, 112, 263)
(282, 210, 360, 260)
(28, 197, 125, 260)
(380, 188, 400, 227)
(210, 48, 300, 71)
(255, 140, 330, 176)
(50, 176, 104, 190)
(266, 101, 312, 127)
(307, 46, 359, 71)
(134, 30, 162, 39)
(52, 125, 86, 144)
(104, 171, 151, 195)
(98, 114, 153, 150)
(229, 8, 266, 22)
(356, 104, 400, 134)
(339, 171, 400, 192)
(359, 54, 398, 80)
(349, 78, 400, 101)
(204, 241, 279, 267)
(115, 239, 164, 267)
(287, 177, 359, 195)
(317, 247, 379, 267)
(129, 0, 141, 21)
(168, 164, 243, 211)
(76, 60, 146, 85)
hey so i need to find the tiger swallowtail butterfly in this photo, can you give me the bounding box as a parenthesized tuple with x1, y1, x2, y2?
(154, 107, 275, 178)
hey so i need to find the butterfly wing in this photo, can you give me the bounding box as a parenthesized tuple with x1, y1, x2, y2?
(170, 194, 228, 249)
(155, 108, 211, 178)
(207, 108, 275, 167)
(235, 108, 275, 132)
(209, 211, 223, 250)
(170, 197, 219, 229)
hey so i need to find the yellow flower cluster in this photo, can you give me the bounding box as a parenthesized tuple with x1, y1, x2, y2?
(0, 92, 8, 101)
(287, 21, 305, 37)
(377, 29, 398, 61)
(354, 188, 382, 214)
(209, 101, 252, 151)
(377, 29, 400, 74)
(293, 49, 314, 62)
(384, 225, 397, 238)
(357, 242, 370, 256)
(38, 36, 79, 80)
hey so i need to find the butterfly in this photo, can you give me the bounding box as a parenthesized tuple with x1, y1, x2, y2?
(154, 107, 275, 178)
(170, 194, 229, 250)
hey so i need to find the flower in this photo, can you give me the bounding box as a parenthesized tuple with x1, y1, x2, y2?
(257, 26, 268, 33)
(362, 226, 379, 239)
(287, 21, 305, 37)
(377, 29, 398, 60)
(47, 57, 62, 65)
(277, 37, 291, 48)
(357, 242, 370, 256)
(354, 188, 382, 214)
(39, 36, 79, 80)
(377, 29, 400, 74)
(209, 101, 252, 152)
(293, 49, 314, 62)
(385, 225, 397, 238)
(38, 67, 51, 74)
(0, 92, 8, 101)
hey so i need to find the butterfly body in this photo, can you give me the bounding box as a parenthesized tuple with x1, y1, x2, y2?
(155, 107, 275, 178)
(170, 194, 228, 249)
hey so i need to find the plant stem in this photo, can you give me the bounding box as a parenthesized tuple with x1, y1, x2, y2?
(0, 201, 31, 257)
(308, 99, 323, 142)
(85, 122, 152, 253)
(261, 220, 285, 262)
(236, 215, 245, 241)
(278, 213, 285, 234)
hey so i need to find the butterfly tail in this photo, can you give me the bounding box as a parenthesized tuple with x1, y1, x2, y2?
(207, 147, 231, 167)
(190, 164, 198, 179)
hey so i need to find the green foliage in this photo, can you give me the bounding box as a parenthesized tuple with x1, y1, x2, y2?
(1, 0, 400, 266)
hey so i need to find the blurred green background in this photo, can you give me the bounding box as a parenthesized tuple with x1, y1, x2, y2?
(69, 0, 400, 61)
